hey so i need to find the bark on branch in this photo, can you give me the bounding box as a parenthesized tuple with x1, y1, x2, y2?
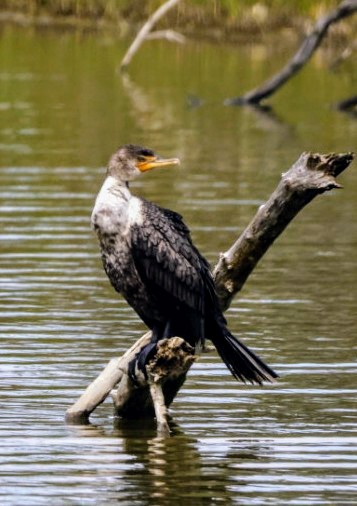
(214, 152, 353, 311)
(66, 152, 354, 430)
(225, 0, 357, 106)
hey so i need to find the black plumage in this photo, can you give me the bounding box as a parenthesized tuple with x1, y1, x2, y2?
(91, 144, 278, 385)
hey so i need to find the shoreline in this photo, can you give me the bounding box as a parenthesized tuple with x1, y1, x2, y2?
(0, 2, 355, 44)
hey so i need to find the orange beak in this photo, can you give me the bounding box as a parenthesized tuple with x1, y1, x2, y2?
(136, 155, 180, 172)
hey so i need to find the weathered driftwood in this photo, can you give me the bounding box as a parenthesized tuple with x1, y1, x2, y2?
(110, 337, 196, 434)
(225, 0, 357, 106)
(66, 332, 151, 423)
(119, 0, 183, 71)
(66, 152, 354, 431)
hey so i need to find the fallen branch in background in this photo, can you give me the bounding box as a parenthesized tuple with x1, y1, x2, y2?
(335, 95, 357, 117)
(119, 0, 183, 71)
(224, 0, 357, 106)
(66, 152, 354, 434)
(146, 29, 186, 43)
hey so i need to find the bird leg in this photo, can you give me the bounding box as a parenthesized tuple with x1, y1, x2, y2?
(127, 323, 166, 384)
(127, 342, 157, 384)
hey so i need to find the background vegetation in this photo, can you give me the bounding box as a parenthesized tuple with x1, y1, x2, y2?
(1, 0, 344, 36)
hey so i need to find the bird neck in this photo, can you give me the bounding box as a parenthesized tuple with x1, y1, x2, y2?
(109, 174, 129, 189)
(91, 175, 139, 236)
(104, 175, 131, 199)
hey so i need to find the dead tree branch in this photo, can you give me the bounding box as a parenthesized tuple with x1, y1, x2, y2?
(146, 29, 186, 43)
(66, 152, 354, 430)
(66, 332, 151, 423)
(225, 0, 357, 106)
(335, 95, 357, 117)
(213, 152, 353, 311)
(119, 0, 183, 71)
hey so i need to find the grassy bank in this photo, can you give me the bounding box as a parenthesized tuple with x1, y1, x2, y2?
(0, 0, 352, 40)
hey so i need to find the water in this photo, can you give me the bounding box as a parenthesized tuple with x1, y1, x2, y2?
(0, 24, 356, 505)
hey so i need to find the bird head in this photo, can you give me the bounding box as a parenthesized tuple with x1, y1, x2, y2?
(107, 144, 180, 182)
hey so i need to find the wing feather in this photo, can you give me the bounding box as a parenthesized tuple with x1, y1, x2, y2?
(131, 201, 208, 313)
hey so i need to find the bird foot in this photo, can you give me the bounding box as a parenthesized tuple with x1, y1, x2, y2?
(128, 342, 158, 385)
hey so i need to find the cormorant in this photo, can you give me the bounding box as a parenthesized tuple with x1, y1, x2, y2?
(91, 144, 278, 385)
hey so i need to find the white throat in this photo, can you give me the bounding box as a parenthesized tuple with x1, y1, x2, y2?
(91, 176, 143, 236)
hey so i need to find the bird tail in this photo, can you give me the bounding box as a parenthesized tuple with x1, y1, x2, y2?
(210, 323, 278, 385)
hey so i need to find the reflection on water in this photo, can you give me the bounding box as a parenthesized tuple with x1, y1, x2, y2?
(0, 24, 356, 506)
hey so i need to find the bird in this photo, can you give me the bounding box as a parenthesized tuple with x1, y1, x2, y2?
(91, 144, 278, 385)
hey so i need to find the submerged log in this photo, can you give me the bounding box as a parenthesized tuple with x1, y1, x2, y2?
(225, 0, 357, 106)
(335, 95, 357, 117)
(66, 151, 354, 431)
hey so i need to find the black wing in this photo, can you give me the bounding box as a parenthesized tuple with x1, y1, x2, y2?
(130, 200, 278, 385)
(131, 200, 212, 315)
